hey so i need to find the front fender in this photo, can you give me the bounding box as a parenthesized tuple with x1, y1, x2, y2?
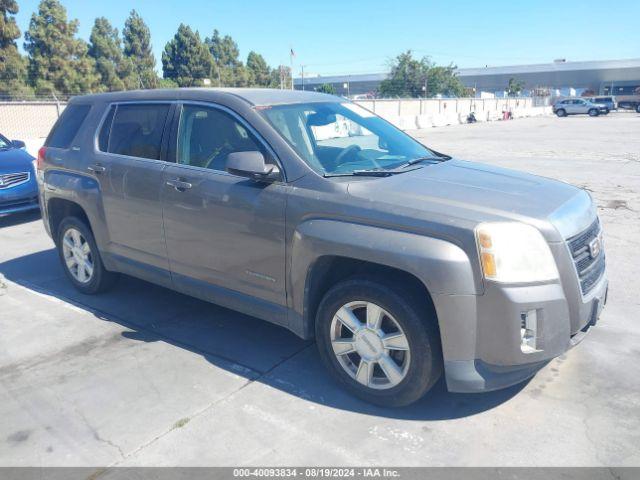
(289, 219, 480, 336)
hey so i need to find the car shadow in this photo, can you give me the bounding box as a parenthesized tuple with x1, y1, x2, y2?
(0, 248, 528, 421)
(0, 210, 41, 228)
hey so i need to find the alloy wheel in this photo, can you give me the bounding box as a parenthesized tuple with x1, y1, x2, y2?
(62, 227, 94, 284)
(330, 301, 411, 390)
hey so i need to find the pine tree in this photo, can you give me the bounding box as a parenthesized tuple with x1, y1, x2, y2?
(316, 83, 336, 95)
(205, 29, 247, 87)
(246, 51, 271, 87)
(162, 24, 214, 87)
(123, 10, 157, 89)
(0, 0, 32, 98)
(24, 0, 99, 96)
(89, 17, 136, 91)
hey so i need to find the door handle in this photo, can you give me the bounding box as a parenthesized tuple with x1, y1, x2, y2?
(88, 164, 106, 174)
(166, 179, 193, 191)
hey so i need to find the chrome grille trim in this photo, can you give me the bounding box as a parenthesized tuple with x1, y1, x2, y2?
(0, 171, 30, 189)
(566, 219, 605, 296)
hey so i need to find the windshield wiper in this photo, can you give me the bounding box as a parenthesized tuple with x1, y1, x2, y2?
(323, 152, 451, 178)
(397, 154, 450, 169)
(398, 156, 435, 168)
(323, 170, 398, 177)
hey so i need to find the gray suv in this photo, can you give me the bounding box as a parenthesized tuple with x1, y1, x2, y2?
(553, 98, 609, 117)
(38, 89, 608, 407)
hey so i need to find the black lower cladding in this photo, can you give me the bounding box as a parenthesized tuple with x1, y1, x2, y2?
(567, 219, 605, 295)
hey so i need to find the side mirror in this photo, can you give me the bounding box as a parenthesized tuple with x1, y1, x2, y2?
(226, 151, 280, 183)
(12, 140, 26, 150)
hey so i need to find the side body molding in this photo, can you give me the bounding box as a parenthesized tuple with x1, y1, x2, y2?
(288, 219, 479, 338)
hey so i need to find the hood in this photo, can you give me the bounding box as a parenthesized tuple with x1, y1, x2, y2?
(347, 159, 593, 242)
(0, 148, 35, 173)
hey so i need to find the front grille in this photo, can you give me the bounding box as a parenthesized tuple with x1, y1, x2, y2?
(567, 219, 605, 295)
(0, 172, 30, 189)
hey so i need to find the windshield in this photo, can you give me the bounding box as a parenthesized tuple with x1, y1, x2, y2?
(259, 102, 440, 175)
(0, 135, 10, 150)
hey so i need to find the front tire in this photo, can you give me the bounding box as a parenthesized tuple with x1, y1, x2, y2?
(588, 108, 599, 117)
(57, 217, 118, 294)
(636, 104, 640, 113)
(556, 109, 567, 117)
(315, 277, 442, 407)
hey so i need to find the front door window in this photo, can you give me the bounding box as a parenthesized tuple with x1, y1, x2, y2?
(177, 105, 270, 172)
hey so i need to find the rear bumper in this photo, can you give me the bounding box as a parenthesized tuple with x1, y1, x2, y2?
(436, 273, 608, 393)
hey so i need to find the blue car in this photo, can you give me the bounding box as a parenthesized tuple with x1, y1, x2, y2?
(0, 134, 40, 216)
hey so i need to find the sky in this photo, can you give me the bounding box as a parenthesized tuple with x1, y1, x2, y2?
(14, 0, 640, 77)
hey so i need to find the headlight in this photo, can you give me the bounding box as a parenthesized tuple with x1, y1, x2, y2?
(475, 222, 559, 283)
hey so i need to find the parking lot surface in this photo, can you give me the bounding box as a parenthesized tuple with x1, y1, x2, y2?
(1, 113, 639, 467)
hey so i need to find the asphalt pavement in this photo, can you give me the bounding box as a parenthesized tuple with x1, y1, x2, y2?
(1, 112, 639, 467)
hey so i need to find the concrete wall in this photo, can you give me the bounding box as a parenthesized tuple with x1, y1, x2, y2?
(0, 98, 551, 157)
(358, 97, 551, 130)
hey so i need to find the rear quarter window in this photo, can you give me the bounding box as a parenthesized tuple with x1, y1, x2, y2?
(98, 106, 116, 152)
(46, 104, 91, 149)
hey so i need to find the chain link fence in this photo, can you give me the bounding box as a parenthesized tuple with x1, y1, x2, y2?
(0, 95, 67, 141)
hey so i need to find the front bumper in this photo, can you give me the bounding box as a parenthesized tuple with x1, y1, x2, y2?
(436, 272, 608, 393)
(0, 182, 40, 216)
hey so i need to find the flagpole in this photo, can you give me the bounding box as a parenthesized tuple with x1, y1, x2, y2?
(290, 47, 294, 90)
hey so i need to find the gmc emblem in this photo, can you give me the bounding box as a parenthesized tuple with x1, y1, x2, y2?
(589, 236, 602, 259)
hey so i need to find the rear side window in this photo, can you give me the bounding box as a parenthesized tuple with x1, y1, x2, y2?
(46, 104, 91, 149)
(102, 104, 170, 160)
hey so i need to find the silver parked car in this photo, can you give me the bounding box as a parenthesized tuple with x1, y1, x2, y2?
(589, 96, 616, 111)
(37, 89, 607, 407)
(553, 98, 609, 117)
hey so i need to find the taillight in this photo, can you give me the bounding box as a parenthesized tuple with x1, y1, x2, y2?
(37, 146, 46, 170)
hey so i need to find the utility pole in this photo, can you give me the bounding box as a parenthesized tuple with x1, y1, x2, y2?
(301, 65, 306, 91)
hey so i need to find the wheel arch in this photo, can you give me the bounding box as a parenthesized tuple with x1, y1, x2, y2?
(304, 255, 438, 336)
(47, 197, 92, 244)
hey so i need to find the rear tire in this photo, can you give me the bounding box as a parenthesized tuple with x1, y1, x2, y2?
(588, 108, 599, 117)
(315, 276, 442, 407)
(57, 217, 119, 294)
(636, 104, 640, 113)
(556, 109, 567, 117)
